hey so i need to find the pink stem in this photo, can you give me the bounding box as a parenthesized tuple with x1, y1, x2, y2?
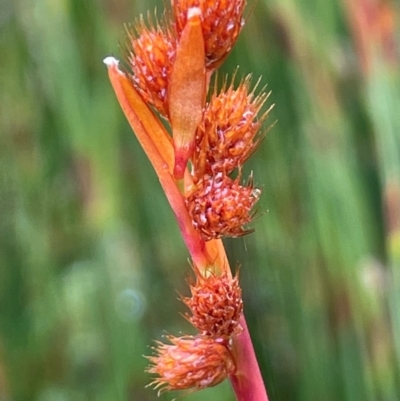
(229, 315, 270, 401)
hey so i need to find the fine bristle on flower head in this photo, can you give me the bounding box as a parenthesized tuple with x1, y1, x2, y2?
(125, 14, 177, 117)
(183, 267, 243, 337)
(186, 172, 261, 241)
(146, 334, 235, 394)
(193, 75, 271, 179)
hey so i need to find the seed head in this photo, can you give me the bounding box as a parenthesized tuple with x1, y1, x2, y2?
(183, 268, 243, 337)
(186, 172, 261, 241)
(125, 16, 177, 117)
(172, 0, 246, 69)
(193, 75, 270, 178)
(147, 335, 235, 394)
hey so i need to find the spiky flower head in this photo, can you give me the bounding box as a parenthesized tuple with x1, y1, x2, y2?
(183, 268, 243, 337)
(147, 335, 235, 394)
(186, 172, 261, 241)
(172, 0, 246, 69)
(125, 16, 177, 117)
(193, 75, 270, 179)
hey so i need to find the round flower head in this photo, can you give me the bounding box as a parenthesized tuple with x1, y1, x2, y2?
(125, 15, 177, 117)
(183, 268, 243, 337)
(172, 0, 246, 69)
(193, 75, 270, 179)
(147, 335, 235, 394)
(186, 172, 261, 241)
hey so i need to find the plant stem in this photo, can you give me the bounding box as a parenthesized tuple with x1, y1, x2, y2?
(104, 59, 270, 401)
(230, 315, 270, 401)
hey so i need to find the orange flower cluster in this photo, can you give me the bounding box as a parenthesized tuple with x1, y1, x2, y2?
(147, 335, 235, 394)
(126, 18, 177, 117)
(193, 76, 269, 178)
(126, 1, 270, 241)
(119, 0, 272, 395)
(186, 173, 261, 240)
(183, 268, 243, 337)
(147, 266, 242, 394)
(187, 74, 272, 240)
(127, 0, 245, 118)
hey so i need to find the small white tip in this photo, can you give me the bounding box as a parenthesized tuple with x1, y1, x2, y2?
(187, 6, 202, 19)
(103, 56, 119, 67)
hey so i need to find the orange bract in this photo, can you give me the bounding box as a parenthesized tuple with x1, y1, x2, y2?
(147, 335, 235, 394)
(104, 59, 210, 269)
(172, 0, 246, 69)
(168, 7, 207, 179)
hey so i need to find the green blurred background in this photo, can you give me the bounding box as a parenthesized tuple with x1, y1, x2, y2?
(1, 0, 400, 400)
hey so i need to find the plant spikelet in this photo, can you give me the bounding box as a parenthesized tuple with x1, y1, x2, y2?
(146, 335, 235, 394)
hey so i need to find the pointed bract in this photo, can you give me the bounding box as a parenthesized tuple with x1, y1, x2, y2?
(172, 0, 247, 69)
(169, 7, 207, 179)
(104, 58, 209, 269)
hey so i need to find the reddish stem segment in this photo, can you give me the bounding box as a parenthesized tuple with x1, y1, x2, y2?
(230, 315, 270, 401)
